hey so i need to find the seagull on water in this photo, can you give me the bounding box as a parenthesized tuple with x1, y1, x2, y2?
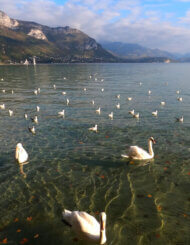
(28, 126, 36, 134)
(0, 104, 5, 109)
(116, 103, 120, 109)
(96, 107, 101, 114)
(58, 110, 65, 116)
(9, 110, 13, 116)
(89, 124, 98, 132)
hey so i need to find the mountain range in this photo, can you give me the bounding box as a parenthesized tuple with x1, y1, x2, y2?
(0, 10, 116, 64)
(0, 10, 190, 64)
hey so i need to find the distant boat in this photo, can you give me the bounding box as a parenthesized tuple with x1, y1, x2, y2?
(33, 56, 36, 65)
(23, 59, 29, 65)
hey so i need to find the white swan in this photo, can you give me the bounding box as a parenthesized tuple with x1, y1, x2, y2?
(121, 137, 156, 160)
(160, 101, 165, 106)
(62, 210, 106, 244)
(15, 143, 28, 164)
(116, 103, 120, 109)
(62, 91, 67, 95)
(101, 88, 104, 92)
(127, 97, 132, 101)
(36, 106, 40, 112)
(89, 124, 98, 132)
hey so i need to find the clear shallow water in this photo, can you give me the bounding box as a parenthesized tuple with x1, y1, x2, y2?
(0, 63, 190, 245)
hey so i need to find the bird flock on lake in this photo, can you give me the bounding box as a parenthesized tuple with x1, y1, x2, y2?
(0, 74, 185, 244)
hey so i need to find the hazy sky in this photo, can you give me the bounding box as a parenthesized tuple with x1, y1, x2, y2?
(1, 0, 190, 53)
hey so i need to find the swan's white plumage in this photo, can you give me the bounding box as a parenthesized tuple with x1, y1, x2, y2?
(15, 143, 28, 164)
(62, 210, 106, 244)
(122, 137, 156, 160)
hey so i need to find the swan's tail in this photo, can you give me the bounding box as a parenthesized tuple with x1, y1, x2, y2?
(62, 209, 72, 226)
(121, 154, 129, 158)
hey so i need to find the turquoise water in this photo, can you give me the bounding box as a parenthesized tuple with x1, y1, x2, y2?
(0, 63, 190, 244)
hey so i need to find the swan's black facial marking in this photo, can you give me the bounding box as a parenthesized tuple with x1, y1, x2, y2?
(149, 137, 156, 144)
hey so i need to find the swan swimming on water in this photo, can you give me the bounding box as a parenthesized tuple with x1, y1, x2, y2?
(62, 210, 106, 244)
(121, 137, 156, 160)
(15, 143, 28, 164)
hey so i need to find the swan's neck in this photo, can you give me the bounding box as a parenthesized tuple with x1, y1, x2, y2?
(100, 217, 106, 244)
(148, 140, 154, 157)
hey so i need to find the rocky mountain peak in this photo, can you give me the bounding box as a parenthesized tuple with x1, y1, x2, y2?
(0, 10, 19, 28)
(27, 29, 47, 40)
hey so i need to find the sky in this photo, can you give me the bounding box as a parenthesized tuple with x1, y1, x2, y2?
(1, 0, 190, 53)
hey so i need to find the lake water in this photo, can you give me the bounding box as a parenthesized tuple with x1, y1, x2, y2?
(0, 63, 190, 245)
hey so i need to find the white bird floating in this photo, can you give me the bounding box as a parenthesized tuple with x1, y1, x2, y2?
(133, 112, 139, 118)
(24, 114, 28, 119)
(31, 116, 38, 124)
(2, 89, 5, 93)
(117, 94, 120, 99)
(1, 78, 4, 81)
(160, 101, 165, 106)
(9, 110, 13, 116)
(36, 106, 40, 112)
(58, 110, 65, 116)
(109, 112, 113, 120)
(63, 77, 66, 80)
(148, 90, 151, 95)
(129, 109, 135, 115)
(152, 110, 158, 117)
(101, 88, 104, 92)
(28, 126, 35, 134)
(34, 90, 38, 95)
(96, 107, 101, 114)
(92, 100, 95, 105)
(84, 88, 87, 91)
(176, 90, 180, 94)
(62, 210, 106, 244)
(62, 91, 67, 95)
(11, 90, 14, 94)
(139, 82, 142, 86)
(121, 137, 156, 160)
(66, 98, 70, 105)
(0, 104, 5, 109)
(101, 79, 104, 82)
(89, 124, 98, 132)
(176, 116, 183, 123)
(15, 143, 28, 164)
(116, 103, 120, 109)
(53, 84, 56, 89)
(177, 97, 182, 102)
(127, 97, 132, 101)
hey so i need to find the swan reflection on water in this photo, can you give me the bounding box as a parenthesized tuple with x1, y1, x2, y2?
(19, 161, 29, 178)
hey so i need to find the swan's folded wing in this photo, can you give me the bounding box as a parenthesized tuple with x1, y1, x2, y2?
(129, 146, 150, 159)
(72, 212, 100, 238)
